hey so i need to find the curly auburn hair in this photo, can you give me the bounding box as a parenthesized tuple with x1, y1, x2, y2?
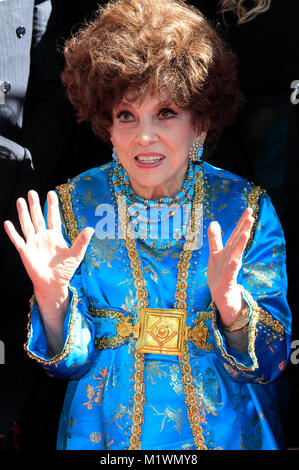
(219, 0, 272, 24)
(61, 0, 243, 148)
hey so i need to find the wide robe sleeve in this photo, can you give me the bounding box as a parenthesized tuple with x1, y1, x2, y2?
(212, 190, 292, 384)
(25, 192, 96, 380)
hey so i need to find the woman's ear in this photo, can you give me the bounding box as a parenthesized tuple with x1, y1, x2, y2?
(194, 121, 208, 142)
(196, 129, 208, 144)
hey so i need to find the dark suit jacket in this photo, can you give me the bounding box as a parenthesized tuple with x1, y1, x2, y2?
(0, 0, 54, 445)
(0, 0, 52, 142)
(0, 135, 36, 440)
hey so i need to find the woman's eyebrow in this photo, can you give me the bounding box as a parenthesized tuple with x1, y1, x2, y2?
(115, 101, 133, 108)
(114, 99, 177, 112)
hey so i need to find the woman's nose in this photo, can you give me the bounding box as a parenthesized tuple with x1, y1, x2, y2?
(136, 119, 158, 146)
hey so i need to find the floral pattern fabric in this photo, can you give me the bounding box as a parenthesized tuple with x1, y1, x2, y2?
(26, 161, 292, 450)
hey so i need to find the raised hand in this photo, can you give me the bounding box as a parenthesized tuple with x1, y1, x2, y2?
(207, 208, 255, 328)
(4, 190, 94, 296)
(4, 190, 94, 353)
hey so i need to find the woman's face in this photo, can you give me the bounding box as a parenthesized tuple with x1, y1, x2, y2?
(109, 91, 205, 200)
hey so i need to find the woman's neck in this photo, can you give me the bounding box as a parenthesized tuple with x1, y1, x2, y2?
(129, 164, 188, 201)
(130, 180, 181, 200)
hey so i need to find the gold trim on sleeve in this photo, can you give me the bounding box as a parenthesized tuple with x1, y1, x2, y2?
(56, 182, 79, 245)
(24, 287, 79, 365)
(245, 185, 265, 253)
(258, 309, 285, 335)
(212, 288, 285, 373)
(212, 297, 259, 372)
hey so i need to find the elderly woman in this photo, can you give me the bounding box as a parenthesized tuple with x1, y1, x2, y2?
(4, 0, 291, 451)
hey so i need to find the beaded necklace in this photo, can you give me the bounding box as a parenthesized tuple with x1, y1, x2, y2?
(110, 160, 202, 249)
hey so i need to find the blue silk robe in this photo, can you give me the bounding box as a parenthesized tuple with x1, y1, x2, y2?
(26, 161, 292, 450)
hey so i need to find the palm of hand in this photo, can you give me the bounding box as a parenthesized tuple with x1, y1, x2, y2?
(4, 190, 94, 294)
(207, 208, 254, 325)
(21, 229, 82, 289)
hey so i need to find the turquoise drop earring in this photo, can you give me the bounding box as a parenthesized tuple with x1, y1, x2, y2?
(112, 147, 120, 162)
(189, 140, 203, 162)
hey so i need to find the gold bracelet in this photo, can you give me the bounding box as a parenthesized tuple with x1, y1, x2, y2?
(222, 305, 250, 332)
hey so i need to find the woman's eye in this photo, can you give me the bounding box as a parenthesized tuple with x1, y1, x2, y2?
(158, 108, 177, 119)
(117, 111, 134, 122)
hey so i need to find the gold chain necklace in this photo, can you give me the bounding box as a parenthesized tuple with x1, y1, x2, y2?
(117, 167, 208, 450)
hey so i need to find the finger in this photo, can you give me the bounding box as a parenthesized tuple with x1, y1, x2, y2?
(4, 220, 26, 253)
(229, 226, 253, 261)
(16, 197, 36, 240)
(208, 221, 223, 253)
(28, 190, 46, 232)
(47, 191, 62, 231)
(226, 208, 254, 247)
(232, 211, 255, 255)
(71, 227, 95, 261)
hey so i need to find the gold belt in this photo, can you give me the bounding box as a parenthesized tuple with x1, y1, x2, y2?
(92, 306, 213, 354)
